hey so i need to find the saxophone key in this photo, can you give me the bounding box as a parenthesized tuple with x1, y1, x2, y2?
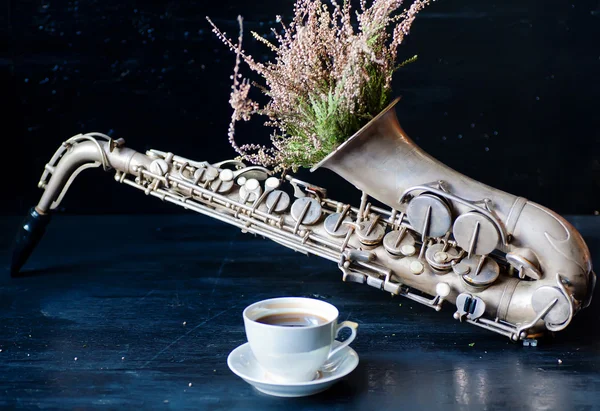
(405, 193, 452, 238)
(454, 293, 486, 320)
(150, 159, 169, 176)
(324, 209, 352, 238)
(457, 256, 500, 291)
(401, 245, 417, 257)
(219, 168, 234, 182)
(239, 178, 263, 204)
(356, 215, 385, 248)
(265, 176, 281, 191)
(409, 260, 425, 275)
(531, 285, 571, 326)
(453, 211, 499, 257)
(291, 197, 322, 226)
(383, 228, 415, 257)
(210, 178, 234, 194)
(193, 168, 206, 184)
(436, 282, 451, 299)
(203, 165, 219, 182)
(192, 165, 219, 184)
(425, 242, 460, 273)
(506, 248, 542, 280)
(265, 190, 290, 214)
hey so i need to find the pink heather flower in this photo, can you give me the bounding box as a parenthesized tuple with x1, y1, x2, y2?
(207, 0, 432, 171)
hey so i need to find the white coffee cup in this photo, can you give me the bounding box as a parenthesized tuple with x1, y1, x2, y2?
(243, 297, 358, 383)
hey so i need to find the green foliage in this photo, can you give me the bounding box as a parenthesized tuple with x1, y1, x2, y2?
(275, 60, 406, 169)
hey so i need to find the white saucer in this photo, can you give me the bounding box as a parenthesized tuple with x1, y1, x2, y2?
(227, 341, 359, 397)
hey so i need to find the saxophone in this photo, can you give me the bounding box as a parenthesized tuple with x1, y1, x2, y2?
(11, 98, 595, 342)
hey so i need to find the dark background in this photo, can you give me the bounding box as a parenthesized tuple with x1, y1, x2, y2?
(3, 0, 600, 215)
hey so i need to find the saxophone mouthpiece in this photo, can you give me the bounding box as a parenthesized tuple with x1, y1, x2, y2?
(10, 208, 51, 276)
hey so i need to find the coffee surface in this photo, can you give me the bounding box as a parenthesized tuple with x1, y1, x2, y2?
(255, 313, 328, 327)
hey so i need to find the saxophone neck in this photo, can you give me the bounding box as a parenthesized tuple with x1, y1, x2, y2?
(35, 133, 150, 214)
(11, 134, 151, 275)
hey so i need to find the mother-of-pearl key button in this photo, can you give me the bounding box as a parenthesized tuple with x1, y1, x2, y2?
(245, 178, 260, 191)
(265, 177, 280, 190)
(410, 260, 424, 274)
(219, 169, 234, 182)
(434, 252, 449, 263)
(436, 282, 451, 298)
(239, 178, 262, 203)
(383, 230, 415, 256)
(204, 166, 219, 182)
(401, 245, 416, 256)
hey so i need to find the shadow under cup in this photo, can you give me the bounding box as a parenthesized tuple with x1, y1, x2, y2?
(243, 297, 344, 383)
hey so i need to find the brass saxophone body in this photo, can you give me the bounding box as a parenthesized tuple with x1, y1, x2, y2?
(12, 99, 594, 342)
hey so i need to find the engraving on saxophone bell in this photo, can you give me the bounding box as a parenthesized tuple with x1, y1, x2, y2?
(291, 197, 322, 225)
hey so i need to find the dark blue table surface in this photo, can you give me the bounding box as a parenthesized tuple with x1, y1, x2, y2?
(1, 214, 599, 410)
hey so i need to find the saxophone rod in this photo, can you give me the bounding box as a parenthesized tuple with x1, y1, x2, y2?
(10, 135, 358, 275)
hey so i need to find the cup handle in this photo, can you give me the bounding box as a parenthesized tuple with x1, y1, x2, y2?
(327, 321, 359, 360)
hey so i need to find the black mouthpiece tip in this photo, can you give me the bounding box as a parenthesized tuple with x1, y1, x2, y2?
(10, 208, 51, 277)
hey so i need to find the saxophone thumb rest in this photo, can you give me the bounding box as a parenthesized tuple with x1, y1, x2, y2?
(11, 106, 596, 342)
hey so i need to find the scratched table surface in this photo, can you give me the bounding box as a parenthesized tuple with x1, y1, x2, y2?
(1, 214, 599, 410)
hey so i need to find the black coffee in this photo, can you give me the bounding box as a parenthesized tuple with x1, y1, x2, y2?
(255, 313, 329, 327)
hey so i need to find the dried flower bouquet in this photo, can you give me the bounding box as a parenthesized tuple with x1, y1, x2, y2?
(207, 0, 431, 172)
